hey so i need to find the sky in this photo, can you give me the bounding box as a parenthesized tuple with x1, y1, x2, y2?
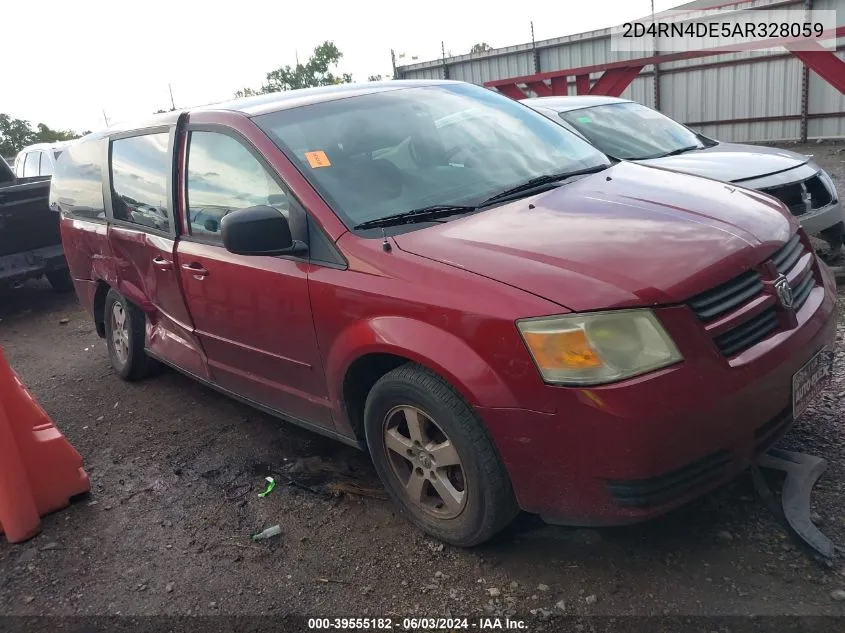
(5, 0, 690, 133)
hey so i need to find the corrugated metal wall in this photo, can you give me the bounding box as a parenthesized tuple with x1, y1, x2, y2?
(396, 0, 845, 142)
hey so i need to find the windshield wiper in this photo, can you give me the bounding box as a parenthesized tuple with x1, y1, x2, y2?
(653, 145, 702, 158)
(352, 164, 611, 230)
(354, 204, 477, 230)
(477, 164, 610, 207)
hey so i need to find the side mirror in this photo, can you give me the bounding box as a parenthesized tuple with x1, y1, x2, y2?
(220, 205, 307, 256)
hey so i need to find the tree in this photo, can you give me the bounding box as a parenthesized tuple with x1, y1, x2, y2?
(0, 114, 35, 156)
(1, 114, 86, 156)
(234, 87, 259, 98)
(236, 41, 352, 97)
(470, 42, 492, 54)
(33, 123, 81, 144)
(368, 74, 384, 82)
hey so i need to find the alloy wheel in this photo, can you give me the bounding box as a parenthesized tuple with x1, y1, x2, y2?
(110, 302, 130, 365)
(382, 405, 467, 519)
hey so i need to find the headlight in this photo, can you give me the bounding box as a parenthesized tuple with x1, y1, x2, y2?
(818, 170, 838, 201)
(517, 309, 682, 385)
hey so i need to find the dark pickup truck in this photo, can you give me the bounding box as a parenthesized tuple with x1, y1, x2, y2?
(0, 156, 71, 290)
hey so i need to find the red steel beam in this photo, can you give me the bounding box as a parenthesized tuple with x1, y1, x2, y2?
(494, 83, 528, 100)
(575, 74, 590, 95)
(484, 26, 845, 91)
(503, 64, 647, 100)
(589, 65, 645, 97)
(786, 39, 845, 94)
(530, 44, 845, 90)
(586, 68, 629, 96)
(526, 80, 554, 97)
(550, 76, 569, 96)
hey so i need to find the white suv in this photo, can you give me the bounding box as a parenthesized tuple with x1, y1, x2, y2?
(13, 142, 69, 178)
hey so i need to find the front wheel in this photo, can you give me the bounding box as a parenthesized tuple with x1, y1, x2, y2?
(103, 289, 157, 381)
(364, 364, 518, 546)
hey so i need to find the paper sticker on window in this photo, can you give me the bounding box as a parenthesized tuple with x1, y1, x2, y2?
(305, 150, 331, 168)
(576, 116, 592, 123)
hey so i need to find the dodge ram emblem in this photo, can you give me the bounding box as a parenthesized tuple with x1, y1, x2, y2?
(774, 275, 794, 309)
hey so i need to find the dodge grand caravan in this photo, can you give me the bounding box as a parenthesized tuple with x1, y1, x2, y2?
(52, 80, 837, 546)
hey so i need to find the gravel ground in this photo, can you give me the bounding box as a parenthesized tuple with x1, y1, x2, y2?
(1, 143, 845, 626)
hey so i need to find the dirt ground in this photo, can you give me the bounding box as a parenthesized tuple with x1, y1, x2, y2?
(1, 143, 845, 626)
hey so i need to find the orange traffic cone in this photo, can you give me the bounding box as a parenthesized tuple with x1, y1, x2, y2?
(0, 345, 90, 543)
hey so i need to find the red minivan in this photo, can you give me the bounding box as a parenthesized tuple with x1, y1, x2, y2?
(51, 80, 837, 546)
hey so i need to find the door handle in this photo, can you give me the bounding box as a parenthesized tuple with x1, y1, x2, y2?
(152, 256, 173, 270)
(181, 262, 209, 279)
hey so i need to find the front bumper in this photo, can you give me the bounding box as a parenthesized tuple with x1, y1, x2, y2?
(798, 199, 844, 236)
(479, 266, 838, 526)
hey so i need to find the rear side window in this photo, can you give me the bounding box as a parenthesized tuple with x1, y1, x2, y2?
(23, 151, 40, 177)
(185, 131, 288, 243)
(49, 140, 106, 220)
(110, 133, 171, 233)
(40, 153, 54, 176)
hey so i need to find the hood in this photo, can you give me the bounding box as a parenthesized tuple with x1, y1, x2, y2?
(636, 142, 810, 184)
(393, 162, 795, 311)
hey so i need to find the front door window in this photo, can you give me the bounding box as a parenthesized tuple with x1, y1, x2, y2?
(186, 131, 289, 242)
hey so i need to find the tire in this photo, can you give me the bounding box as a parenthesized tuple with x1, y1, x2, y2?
(46, 269, 74, 293)
(103, 289, 157, 381)
(364, 363, 518, 546)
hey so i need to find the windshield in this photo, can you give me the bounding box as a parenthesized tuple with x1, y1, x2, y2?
(559, 102, 706, 160)
(254, 83, 610, 229)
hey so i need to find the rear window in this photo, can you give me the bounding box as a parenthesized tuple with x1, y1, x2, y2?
(49, 140, 106, 220)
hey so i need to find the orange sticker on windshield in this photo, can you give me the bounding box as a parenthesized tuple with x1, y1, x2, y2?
(304, 150, 331, 168)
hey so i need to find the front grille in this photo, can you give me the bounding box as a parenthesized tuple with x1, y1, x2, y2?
(608, 450, 732, 507)
(689, 270, 763, 322)
(773, 234, 815, 313)
(792, 270, 814, 310)
(760, 174, 833, 217)
(771, 234, 803, 274)
(713, 306, 778, 356)
(687, 233, 818, 357)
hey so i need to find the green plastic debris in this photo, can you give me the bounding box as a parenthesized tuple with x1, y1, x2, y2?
(258, 476, 276, 498)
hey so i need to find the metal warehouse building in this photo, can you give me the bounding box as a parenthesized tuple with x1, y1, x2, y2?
(395, 0, 845, 142)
